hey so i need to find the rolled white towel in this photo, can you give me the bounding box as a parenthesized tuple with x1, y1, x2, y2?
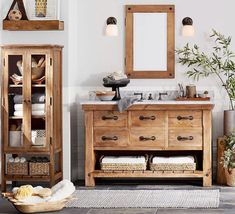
(20, 157, 26, 163)
(152, 156, 195, 164)
(8, 157, 14, 163)
(102, 156, 146, 164)
(14, 157, 20, 163)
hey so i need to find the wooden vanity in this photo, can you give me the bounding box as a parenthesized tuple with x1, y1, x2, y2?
(82, 101, 214, 187)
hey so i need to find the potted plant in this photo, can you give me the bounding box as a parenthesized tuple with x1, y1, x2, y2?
(176, 30, 235, 135)
(221, 133, 235, 186)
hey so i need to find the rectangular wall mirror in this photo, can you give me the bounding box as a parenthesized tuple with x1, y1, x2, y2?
(125, 5, 175, 79)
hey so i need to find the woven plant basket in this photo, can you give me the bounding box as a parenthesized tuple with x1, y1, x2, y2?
(149, 156, 196, 171)
(29, 162, 49, 175)
(225, 168, 235, 187)
(7, 162, 28, 175)
(100, 155, 148, 171)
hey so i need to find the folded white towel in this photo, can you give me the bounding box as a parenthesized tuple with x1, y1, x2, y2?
(14, 110, 45, 117)
(102, 156, 146, 164)
(152, 156, 195, 164)
(14, 104, 45, 111)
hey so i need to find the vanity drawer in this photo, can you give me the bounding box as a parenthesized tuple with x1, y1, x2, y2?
(94, 128, 129, 147)
(130, 111, 165, 127)
(94, 111, 127, 127)
(168, 111, 202, 128)
(130, 128, 165, 147)
(168, 128, 202, 148)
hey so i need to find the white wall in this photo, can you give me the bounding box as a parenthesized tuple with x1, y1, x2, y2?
(1, 0, 235, 181)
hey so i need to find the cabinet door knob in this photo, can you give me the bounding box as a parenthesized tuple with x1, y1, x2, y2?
(101, 136, 118, 141)
(139, 115, 156, 121)
(102, 115, 118, 120)
(177, 136, 194, 141)
(139, 136, 156, 141)
(177, 116, 193, 120)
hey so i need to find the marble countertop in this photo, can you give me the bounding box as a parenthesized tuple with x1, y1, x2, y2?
(80, 100, 214, 105)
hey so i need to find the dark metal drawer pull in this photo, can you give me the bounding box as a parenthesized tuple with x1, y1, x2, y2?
(102, 115, 118, 120)
(139, 115, 156, 121)
(177, 116, 193, 120)
(102, 136, 118, 141)
(139, 136, 156, 141)
(177, 136, 194, 141)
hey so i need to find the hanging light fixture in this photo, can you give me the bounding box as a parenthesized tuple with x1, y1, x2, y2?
(182, 17, 195, 37)
(105, 17, 118, 36)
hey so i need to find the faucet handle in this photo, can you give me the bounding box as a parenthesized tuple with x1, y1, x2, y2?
(158, 92, 168, 100)
(134, 92, 143, 100)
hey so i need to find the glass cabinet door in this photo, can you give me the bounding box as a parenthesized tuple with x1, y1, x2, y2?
(5, 52, 25, 151)
(29, 52, 50, 151)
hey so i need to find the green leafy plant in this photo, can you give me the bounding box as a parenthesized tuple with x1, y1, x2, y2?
(175, 29, 235, 110)
(221, 132, 235, 169)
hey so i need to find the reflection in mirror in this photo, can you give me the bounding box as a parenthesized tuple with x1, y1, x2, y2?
(134, 13, 167, 71)
(125, 5, 175, 79)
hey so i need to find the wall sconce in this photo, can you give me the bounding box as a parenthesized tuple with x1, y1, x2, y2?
(105, 17, 118, 36)
(182, 17, 195, 37)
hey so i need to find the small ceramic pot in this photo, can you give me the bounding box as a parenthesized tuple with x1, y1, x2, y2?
(186, 85, 196, 98)
(225, 168, 235, 187)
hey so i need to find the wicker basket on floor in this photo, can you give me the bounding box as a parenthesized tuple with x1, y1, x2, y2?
(100, 155, 148, 171)
(149, 156, 196, 171)
(7, 162, 28, 175)
(29, 162, 49, 175)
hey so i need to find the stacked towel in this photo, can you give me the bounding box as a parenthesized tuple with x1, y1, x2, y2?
(14, 103, 45, 116)
(14, 110, 45, 117)
(101, 156, 146, 164)
(14, 93, 45, 104)
(152, 156, 195, 164)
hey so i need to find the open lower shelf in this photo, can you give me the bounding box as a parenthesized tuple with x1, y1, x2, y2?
(91, 170, 204, 178)
(5, 172, 62, 182)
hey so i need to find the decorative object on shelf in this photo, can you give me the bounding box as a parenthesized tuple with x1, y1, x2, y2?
(176, 30, 235, 135)
(103, 71, 130, 100)
(221, 132, 235, 186)
(31, 130, 46, 147)
(4, 0, 28, 20)
(35, 0, 47, 17)
(186, 85, 196, 98)
(182, 17, 194, 37)
(105, 17, 118, 36)
(8, 9, 22, 21)
(25, 0, 60, 20)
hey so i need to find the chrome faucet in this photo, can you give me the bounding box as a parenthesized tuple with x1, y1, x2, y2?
(134, 92, 143, 101)
(158, 92, 168, 100)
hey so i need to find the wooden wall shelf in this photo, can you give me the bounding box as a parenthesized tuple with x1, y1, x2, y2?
(3, 20, 64, 31)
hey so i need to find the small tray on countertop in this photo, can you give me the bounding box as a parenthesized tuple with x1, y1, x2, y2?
(176, 97, 210, 101)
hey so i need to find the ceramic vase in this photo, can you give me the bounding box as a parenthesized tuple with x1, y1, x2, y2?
(224, 110, 235, 136)
(225, 168, 235, 187)
(35, 0, 47, 17)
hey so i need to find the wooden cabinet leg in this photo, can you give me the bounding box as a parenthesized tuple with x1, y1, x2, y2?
(203, 173, 212, 187)
(1, 180, 7, 192)
(85, 173, 95, 187)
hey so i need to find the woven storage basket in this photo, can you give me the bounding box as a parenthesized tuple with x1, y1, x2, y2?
(149, 156, 196, 171)
(100, 155, 148, 171)
(225, 168, 235, 187)
(7, 162, 28, 175)
(29, 162, 49, 175)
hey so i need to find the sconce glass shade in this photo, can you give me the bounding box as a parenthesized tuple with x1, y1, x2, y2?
(105, 17, 118, 36)
(182, 17, 195, 37)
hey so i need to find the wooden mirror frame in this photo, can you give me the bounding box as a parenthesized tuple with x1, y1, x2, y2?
(125, 5, 175, 79)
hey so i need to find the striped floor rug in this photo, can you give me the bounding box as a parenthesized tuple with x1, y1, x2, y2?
(66, 189, 220, 208)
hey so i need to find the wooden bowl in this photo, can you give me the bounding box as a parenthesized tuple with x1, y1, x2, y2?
(96, 91, 116, 101)
(2, 193, 71, 214)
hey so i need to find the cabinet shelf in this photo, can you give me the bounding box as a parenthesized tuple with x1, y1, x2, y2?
(4, 148, 50, 155)
(91, 170, 204, 178)
(3, 20, 64, 31)
(9, 84, 46, 88)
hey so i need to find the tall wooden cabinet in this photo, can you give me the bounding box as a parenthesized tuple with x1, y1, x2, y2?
(1, 45, 63, 191)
